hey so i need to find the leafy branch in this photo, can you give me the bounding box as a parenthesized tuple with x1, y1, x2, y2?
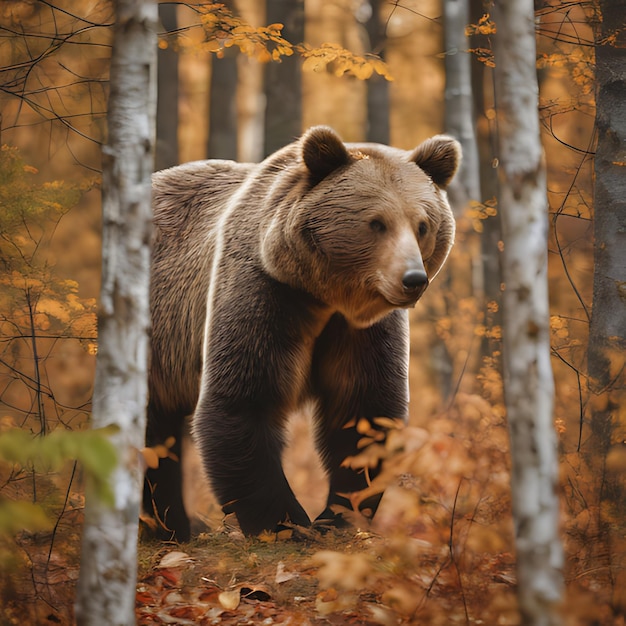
(162, 2, 393, 80)
(0, 426, 117, 537)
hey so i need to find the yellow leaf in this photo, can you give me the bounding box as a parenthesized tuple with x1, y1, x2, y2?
(256, 48, 272, 63)
(257, 528, 293, 542)
(302, 56, 325, 73)
(141, 447, 159, 469)
(354, 63, 373, 80)
(204, 40, 221, 53)
(218, 590, 241, 610)
(356, 418, 371, 434)
(372, 417, 403, 430)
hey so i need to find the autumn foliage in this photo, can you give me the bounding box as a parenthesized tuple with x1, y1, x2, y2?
(0, 1, 624, 624)
(162, 2, 393, 80)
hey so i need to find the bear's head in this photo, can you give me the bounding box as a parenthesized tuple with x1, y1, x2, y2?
(261, 126, 461, 328)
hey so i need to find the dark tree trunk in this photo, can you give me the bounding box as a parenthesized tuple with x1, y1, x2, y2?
(264, 0, 304, 155)
(470, 0, 502, 353)
(587, 0, 626, 612)
(207, 0, 238, 160)
(364, 0, 389, 144)
(156, 3, 179, 170)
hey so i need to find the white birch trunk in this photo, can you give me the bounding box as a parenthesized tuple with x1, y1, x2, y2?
(75, 1, 157, 624)
(443, 0, 481, 209)
(492, 2, 563, 624)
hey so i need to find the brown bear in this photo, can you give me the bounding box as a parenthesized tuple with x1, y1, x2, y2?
(144, 126, 460, 541)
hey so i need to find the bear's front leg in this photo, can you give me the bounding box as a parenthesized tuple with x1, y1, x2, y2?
(195, 269, 323, 535)
(193, 402, 310, 535)
(311, 310, 410, 526)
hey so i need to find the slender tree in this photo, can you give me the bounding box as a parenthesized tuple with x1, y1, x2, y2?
(588, 0, 626, 612)
(156, 3, 179, 170)
(207, 0, 238, 159)
(492, 1, 563, 623)
(443, 0, 481, 210)
(75, 1, 157, 623)
(264, 0, 304, 155)
(469, 0, 502, 340)
(364, 0, 389, 144)
(207, 46, 238, 159)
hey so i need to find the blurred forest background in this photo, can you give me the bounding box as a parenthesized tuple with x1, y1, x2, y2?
(0, 0, 624, 624)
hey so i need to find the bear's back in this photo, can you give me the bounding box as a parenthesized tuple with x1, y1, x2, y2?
(153, 160, 254, 234)
(149, 160, 255, 416)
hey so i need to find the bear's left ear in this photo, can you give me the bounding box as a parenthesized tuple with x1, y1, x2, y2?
(409, 135, 462, 188)
(302, 126, 351, 185)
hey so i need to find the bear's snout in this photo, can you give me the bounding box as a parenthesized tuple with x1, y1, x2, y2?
(402, 268, 429, 291)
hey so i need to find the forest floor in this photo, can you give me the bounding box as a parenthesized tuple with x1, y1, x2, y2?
(1, 411, 620, 624)
(2, 517, 518, 625)
(134, 523, 518, 626)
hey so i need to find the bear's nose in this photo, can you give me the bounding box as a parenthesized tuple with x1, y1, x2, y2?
(402, 269, 429, 290)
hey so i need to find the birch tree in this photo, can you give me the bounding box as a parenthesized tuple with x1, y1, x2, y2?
(75, 1, 157, 624)
(443, 0, 481, 210)
(492, 1, 563, 623)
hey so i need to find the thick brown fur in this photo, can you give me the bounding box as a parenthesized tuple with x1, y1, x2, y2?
(144, 126, 460, 540)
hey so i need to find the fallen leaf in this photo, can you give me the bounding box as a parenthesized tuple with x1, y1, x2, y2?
(257, 528, 293, 542)
(142, 567, 182, 589)
(275, 561, 299, 584)
(218, 590, 241, 610)
(135, 589, 154, 606)
(157, 551, 192, 569)
(153, 609, 196, 625)
(163, 590, 185, 605)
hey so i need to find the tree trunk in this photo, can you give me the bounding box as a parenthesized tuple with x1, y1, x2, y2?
(156, 3, 178, 170)
(75, 1, 157, 624)
(207, 0, 238, 160)
(364, 0, 389, 145)
(443, 0, 481, 210)
(438, 0, 484, 402)
(492, 1, 563, 624)
(264, 0, 304, 155)
(207, 48, 238, 159)
(469, 0, 502, 323)
(588, 0, 626, 612)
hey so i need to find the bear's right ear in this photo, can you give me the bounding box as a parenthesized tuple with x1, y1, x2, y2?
(409, 135, 462, 188)
(302, 126, 351, 185)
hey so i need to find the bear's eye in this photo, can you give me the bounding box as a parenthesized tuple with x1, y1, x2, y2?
(369, 219, 387, 234)
(418, 221, 429, 238)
